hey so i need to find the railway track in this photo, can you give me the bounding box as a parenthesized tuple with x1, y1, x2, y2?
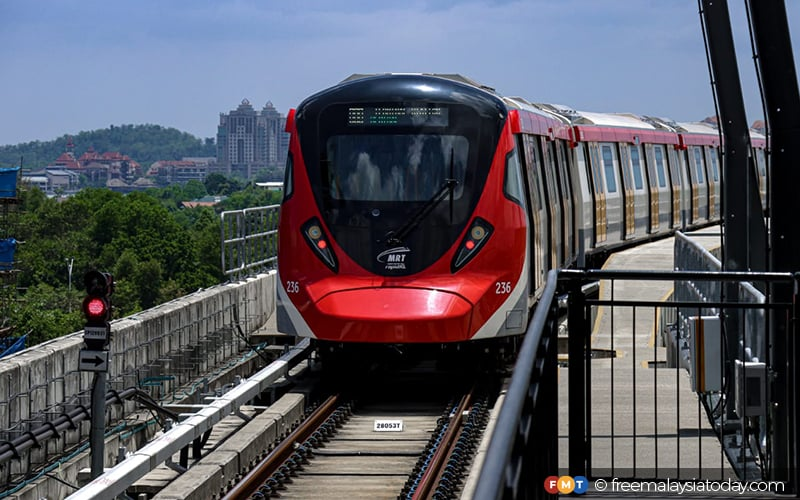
(223, 364, 494, 499)
(133, 361, 499, 500)
(223, 390, 490, 499)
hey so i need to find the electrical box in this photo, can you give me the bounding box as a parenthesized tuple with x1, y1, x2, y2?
(688, 316, 722, 393)
(734, 359, 766, 417)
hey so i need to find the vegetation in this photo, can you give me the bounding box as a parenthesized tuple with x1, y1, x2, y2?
(0, 124, 216, 169)
(4, 176, 283, 346)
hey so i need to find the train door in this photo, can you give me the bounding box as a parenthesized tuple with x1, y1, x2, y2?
(705, 146, 720, 219)
(665, 146, 684, 228)
(644, 144, 659, 233)
(521, 135, 548, 291)
(689, 146, 708, 221)
(643, 144, 659, 232)
(646, 144, 671, 233)
(626, 143, 648, 236)
(516, 136, 536, 296)
(541, 139, 563, 269)
(587, 143, 607, 245)
(617, 144, 636, 239)
(599, 143, 623, 244)
(556, 140, 575, 265)
(572, 143, 594, 266)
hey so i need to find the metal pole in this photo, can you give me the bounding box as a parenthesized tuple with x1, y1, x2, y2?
(568, 281, 588, 477)
(67, 258, 74, 312)
(747, 0, 800, 487)
(700, 0, 768, 424)
(90, 372, 106, 479)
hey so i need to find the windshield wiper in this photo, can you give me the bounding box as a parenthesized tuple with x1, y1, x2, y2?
(383, 149, 457, 247)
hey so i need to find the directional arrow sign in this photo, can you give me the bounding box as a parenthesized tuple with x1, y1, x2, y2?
(79, 349, 109, 372)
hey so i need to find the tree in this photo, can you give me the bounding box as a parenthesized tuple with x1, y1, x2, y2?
(204, 173, 243, 196)
(6, 180, 253, 347)
(11, 283, 82, 345)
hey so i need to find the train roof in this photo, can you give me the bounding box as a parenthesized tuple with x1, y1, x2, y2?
(296, 73, 507, 122)
(571, 111, 658, 130)
(675, 121, 718, 134)
(340, 73, 497, 93)
(321, 74, 767, 148)
(502, 96, 571, 139)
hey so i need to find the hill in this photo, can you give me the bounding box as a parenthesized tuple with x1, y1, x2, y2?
(0, 124, 216, 169)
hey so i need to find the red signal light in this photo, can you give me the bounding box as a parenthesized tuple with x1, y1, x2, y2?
(84, 297, 108, 320)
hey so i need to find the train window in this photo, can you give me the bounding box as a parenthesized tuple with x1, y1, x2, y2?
(524, 136, 544, 210)
(693, 147, 705, 184)
(557, 141, 571, 200)
(504, 148, 526, 207)
(590, 145, 605, 194)
(324, 134, 468, 202)
(282, 152, 294, 202)
(629, 145, 644, 190)
(601, 145, 617, 193)
(654, 146, 667, 188)
(708, 149, 720, 182)
(544, 142, 560, 201)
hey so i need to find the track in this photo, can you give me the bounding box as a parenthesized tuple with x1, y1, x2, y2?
(220, 364, 495, 499)
(68, 348, 503, 500)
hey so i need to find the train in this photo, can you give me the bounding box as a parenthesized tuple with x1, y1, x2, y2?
(275, 73, 767, 363)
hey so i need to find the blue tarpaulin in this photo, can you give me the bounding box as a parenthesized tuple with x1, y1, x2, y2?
(0, 336, 27, 359)
(0, 238, 16, 270)
(0, 167, 19, 198)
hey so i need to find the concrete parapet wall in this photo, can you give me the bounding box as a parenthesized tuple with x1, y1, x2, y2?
(0, 271, 276, 489)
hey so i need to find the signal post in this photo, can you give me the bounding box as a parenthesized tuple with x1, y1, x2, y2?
(79, 270, 114, 480)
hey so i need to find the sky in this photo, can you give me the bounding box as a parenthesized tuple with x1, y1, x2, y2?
(1, 0, 799, 147)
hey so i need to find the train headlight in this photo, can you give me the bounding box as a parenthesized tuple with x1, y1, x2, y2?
(301, 217, 338, 272)
(451, 217, 494, 272)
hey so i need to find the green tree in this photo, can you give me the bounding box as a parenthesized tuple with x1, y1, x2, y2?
(6, 180, 252, 347)
(205, 173, 243, 196)
(11, 283, 82, 345)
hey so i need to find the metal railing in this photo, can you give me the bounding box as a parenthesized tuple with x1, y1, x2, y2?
(560, 268, 797, 490)
(473, 270, 560, 500)
(472, 266, 798, 498)
(220, 205, 280, 281)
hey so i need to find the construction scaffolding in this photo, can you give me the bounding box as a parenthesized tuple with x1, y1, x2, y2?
(0, 167, 24, 357)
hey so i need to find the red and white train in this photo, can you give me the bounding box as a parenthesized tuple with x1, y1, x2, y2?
(276, 73, 767, 359)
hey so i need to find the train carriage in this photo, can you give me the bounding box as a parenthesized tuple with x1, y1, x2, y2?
(277, 74, 540, 354)
(276, 73, 758, 358)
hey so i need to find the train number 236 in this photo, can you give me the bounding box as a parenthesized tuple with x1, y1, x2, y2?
(285, 281, 300, 294)
(495, 281, 512, 294)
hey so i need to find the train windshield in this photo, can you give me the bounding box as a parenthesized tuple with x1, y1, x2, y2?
(296, 94, 504, 275)
(323, 134, 468, 202)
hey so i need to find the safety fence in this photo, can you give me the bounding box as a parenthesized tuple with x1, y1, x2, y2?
(474, 265, 798, 498)
(220, 205, 280, 281)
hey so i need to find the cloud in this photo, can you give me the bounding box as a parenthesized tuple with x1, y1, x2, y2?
(0, 0, 797, 145)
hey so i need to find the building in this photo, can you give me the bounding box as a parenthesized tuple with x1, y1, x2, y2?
(147, 158, 217, 185)
(52, 139, 142, 187)
(21, 168, 80, 195)
(217, 99, 289, 179)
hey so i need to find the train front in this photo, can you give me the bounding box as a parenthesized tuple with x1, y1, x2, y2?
(277, 74, 530, 351)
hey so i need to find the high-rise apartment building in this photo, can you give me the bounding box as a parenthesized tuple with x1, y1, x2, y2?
(217, 99, 289, 178)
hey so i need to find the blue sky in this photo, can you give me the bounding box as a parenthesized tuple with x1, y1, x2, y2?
(1, 1, 798, 146)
